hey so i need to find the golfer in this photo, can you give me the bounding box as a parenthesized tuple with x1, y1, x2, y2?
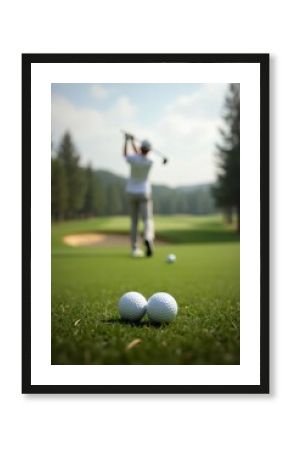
(123, 133, 154, 257)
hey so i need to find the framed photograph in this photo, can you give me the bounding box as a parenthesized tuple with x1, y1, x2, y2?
(22, 53, 269, 394)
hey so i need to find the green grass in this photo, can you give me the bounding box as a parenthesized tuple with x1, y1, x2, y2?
(52, 215, 240, 365)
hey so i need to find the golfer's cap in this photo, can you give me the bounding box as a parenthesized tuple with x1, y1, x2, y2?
(140, 139, 152, 150)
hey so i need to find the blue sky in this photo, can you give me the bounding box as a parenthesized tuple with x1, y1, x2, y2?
(51, 83, 228, 186)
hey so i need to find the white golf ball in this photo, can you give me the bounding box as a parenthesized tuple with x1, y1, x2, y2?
(118, 291, 147, 321)
(147, 292, 178, 323)
(167, 254, 176, 263)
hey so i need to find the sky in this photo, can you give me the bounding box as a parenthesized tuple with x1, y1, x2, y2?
(51, 83, 228, 187)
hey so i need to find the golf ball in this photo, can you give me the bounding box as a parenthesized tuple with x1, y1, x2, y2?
(118, 291, 147, 321)
(147, 292, 178, 323)
(167, 253, 176, 263)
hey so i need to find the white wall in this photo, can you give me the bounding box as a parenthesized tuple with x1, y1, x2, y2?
(1, 1, 287, 449)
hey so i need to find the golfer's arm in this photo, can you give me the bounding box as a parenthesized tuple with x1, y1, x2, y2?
(131, 139, 139, 154)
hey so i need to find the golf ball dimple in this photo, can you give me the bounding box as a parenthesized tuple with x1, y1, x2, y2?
(147, 292, 178, 323)
(167, 254, 176, 263)
(118, 291, 147, 321)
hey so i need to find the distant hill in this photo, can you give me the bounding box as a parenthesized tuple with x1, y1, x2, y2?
(175, 183, 213, 192)
(95, 169, 213, 192)
(93, 169, 216, 216)
(94, 169, 126, 185)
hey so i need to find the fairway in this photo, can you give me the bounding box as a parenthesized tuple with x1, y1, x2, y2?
(52, 215, 240, 365)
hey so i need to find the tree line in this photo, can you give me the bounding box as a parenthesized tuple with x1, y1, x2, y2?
(51, 132, 216, 220)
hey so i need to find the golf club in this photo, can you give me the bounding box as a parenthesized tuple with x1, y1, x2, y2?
(121, 130, 169, 164)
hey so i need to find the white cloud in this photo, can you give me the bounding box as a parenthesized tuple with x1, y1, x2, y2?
(51, 84, 227, 186)
(166, 84, 227, 119)
(91, 84, 109, 100)
(109, 96, 137, 119)
(51, 93, 139, 171)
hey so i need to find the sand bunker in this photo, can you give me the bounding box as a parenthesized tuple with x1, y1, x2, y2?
(63, 233, 130, 247)
(63, 233, 166, 248)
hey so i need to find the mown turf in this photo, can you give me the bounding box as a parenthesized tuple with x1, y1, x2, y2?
(52, 215, 240, 365)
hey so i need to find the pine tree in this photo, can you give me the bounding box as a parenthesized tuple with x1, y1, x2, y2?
(51, 157, 68, 220)
(83, 164, 96, 217)
(213, 84, 240, 232)
(58, 132, 85, 218)
(94, 174, 106, 215)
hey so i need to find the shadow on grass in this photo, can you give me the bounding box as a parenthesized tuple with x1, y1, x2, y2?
(156, 229, 239, 244)
(101, 318, 164, 328)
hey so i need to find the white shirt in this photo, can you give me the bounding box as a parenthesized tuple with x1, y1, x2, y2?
(125, 154, 154, 195)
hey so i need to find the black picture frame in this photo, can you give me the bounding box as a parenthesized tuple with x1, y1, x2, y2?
(22, 53, 269, 394)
